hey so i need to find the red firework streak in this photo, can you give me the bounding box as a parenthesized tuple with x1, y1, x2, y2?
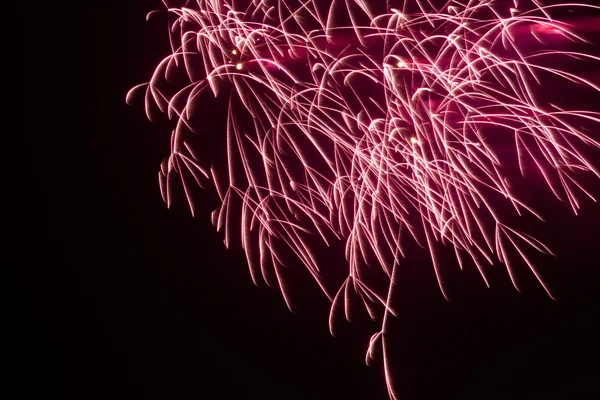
(128, 1, 600, 397)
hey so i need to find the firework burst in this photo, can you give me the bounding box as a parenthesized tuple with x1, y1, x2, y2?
(128, 1, 600, 397)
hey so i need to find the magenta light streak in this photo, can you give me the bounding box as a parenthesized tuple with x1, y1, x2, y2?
(128, 1, 600, 397)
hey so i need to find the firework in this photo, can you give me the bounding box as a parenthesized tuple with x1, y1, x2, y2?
(128, 1, 600, 397)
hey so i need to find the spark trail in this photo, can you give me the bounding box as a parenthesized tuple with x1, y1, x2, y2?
(128, 1, 600, 397)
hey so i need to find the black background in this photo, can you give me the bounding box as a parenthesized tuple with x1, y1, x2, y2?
(27, 1, 600, 399)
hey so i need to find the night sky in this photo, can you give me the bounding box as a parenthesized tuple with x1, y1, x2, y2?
(28, 1, 600, 399)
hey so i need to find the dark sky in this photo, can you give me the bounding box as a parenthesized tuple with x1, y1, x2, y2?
(27, 1, 600, 399)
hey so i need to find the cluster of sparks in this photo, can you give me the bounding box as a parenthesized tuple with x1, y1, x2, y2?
(129, 0, 600, 396)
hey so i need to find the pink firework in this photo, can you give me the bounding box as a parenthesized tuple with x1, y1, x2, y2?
(128, 1, 600, 397)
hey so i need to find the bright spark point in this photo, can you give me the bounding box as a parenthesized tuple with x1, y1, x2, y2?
(236, 63, 243, 70)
